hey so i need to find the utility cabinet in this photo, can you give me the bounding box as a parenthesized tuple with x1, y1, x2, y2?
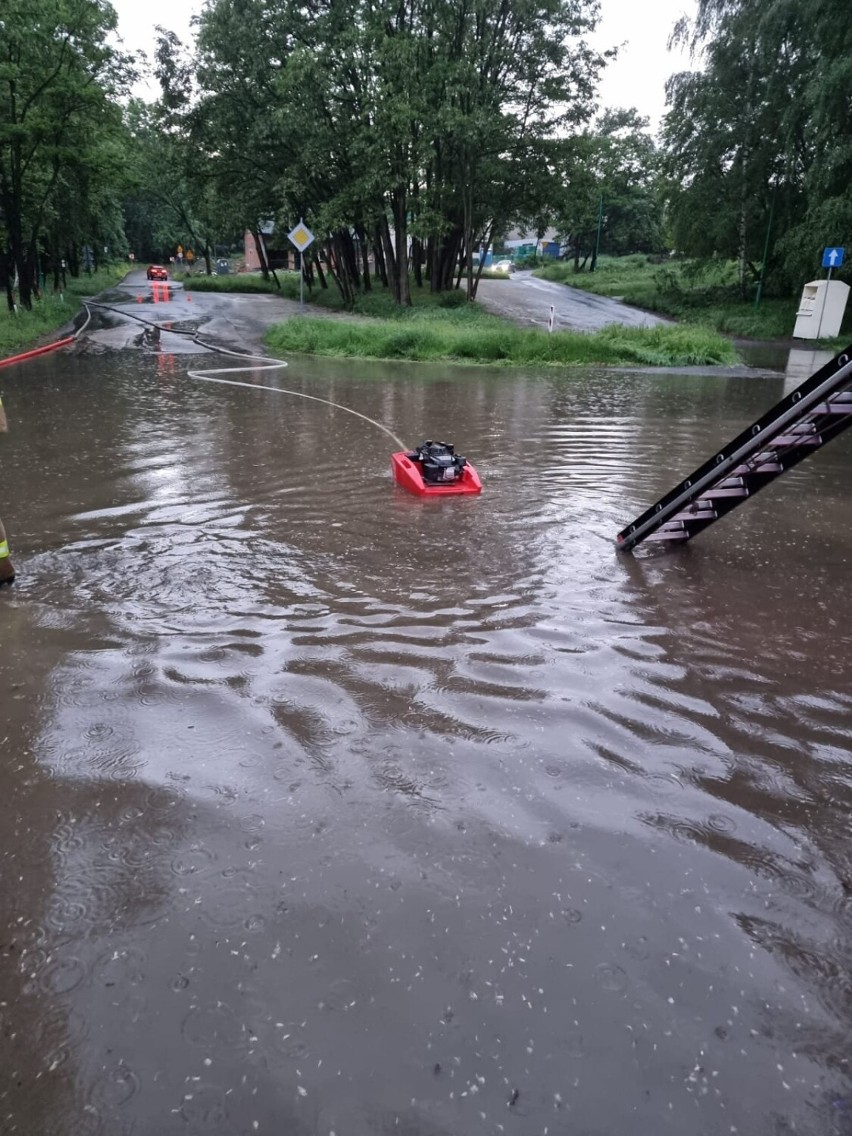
(794, 279, 850, 339)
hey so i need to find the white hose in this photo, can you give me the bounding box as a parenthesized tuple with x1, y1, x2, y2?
(81, 301, 409, 451)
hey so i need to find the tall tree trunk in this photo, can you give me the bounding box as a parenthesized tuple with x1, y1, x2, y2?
(1, 247, 16, 312)
(379, 214, 400, 304)
(737, 43, 757, 301)
(412, 237, 423, 288)
(469, 220, 495, 300)
(392, 188, 411, 307)
(411, 181, 422, 289)
(8, 205, 29, 310)
(312, 251, 327, 290)
(253, 228, 270, 281)
(373, 224, 388, 288)
(326, 236, 353, 306)
(355, 228, 372, 291)
(463, 178, 475, 300)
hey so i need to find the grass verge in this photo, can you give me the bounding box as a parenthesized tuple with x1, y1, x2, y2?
(266, 316, 737, 368)
(534, 254, 852, 343)
(183, 269, 510, 300)
(0, 264, 134, 357)
(180, 272, 288, 294)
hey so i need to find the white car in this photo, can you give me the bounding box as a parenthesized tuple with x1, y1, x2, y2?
(493, 259, 515, 274)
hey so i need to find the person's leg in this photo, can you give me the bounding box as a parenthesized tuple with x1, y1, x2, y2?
(0, 516, 15, 585)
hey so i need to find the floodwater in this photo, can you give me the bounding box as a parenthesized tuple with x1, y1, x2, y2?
(1, 350, 851, 1136)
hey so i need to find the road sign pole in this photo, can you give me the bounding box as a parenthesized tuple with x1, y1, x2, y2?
(754, 183, 776, 310)
(816, 266, 832, 339)
(287, 218, 315, 314)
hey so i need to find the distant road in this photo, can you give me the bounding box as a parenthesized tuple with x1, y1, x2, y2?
(474, 269, 671, 332)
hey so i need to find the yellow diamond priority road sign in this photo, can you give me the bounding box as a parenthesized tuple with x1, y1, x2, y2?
(287, 221, 315, 252)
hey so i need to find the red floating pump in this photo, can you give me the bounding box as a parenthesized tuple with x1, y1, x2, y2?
(391, 440, 482, 496)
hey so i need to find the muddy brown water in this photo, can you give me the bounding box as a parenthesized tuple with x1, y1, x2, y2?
(1, 351, 851, 1136)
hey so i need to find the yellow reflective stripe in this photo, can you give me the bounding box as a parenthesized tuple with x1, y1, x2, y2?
(0, 540, 9, 559)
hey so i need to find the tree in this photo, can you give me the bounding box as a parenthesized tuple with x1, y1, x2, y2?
(776, 0, 852, 285)
(0, 0, 133, 308)
(660, 0, 824, 297)
(552, 109, 665, 270)
(190, 0, 607, 306)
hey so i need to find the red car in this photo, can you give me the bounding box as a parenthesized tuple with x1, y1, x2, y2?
(147, 265, 168, 281)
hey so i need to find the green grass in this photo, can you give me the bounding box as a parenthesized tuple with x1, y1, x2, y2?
(183, 269, 510, 301)
(0, 263, 134, 357)
(535, 254, 852, 343)
(266, 315, 737, 368)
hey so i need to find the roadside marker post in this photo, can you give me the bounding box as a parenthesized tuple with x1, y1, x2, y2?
(548, 305, 555, 333)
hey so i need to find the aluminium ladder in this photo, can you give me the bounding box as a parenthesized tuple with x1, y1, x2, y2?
(617, 343, 852, 552)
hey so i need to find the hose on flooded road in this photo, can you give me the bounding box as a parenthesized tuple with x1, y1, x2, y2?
(80, 301, 409, 451)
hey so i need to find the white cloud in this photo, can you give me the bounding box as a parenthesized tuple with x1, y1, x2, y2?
(111, 0, 200, 98)
(590, 0, 698, 130)
(111, 0, 699, 126)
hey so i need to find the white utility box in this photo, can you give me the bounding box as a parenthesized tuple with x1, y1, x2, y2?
(793, 279, 850, 339)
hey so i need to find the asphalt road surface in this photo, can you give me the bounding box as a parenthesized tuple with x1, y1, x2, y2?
(76, 268, 338, 357)
(475, 269, 671, 332)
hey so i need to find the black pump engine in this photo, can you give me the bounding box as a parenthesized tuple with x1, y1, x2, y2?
(407, 440, 468, 485)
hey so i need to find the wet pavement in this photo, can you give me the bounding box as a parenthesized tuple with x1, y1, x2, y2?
(1, 312, 852, 1136)
(78, 270, 340, 357)
(475, 270, 671, 332)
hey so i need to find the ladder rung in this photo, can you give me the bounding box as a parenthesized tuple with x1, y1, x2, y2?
(645, 530, 690, 542)
(770, 434, 822, 446)
(731, 461, 782, 475)
(671, 508, 716, 522)
(700, 487, 749, 499)
(812, 401, 852, 415)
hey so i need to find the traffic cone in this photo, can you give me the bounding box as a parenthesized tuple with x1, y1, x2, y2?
(0, 517, 14, 586)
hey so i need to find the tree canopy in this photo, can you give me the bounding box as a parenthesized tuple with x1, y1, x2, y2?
(661, 0, 851, 296)
(2, 0, 848, 314)
(0, 0, 134, 308)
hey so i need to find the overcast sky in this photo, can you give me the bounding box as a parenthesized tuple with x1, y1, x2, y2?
(112, 0, 698, 131)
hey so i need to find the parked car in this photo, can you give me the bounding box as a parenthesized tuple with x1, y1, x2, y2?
(493, 258, 515, 274)
(146, 265, 168, 281)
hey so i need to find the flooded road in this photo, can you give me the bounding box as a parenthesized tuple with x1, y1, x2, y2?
(1, 348, 852, 1136)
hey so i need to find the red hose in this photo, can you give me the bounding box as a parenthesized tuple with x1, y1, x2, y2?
(0, 335, 75, 370)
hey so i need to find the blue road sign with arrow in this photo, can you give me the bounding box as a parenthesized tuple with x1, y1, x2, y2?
(822, 247, 845, 269)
